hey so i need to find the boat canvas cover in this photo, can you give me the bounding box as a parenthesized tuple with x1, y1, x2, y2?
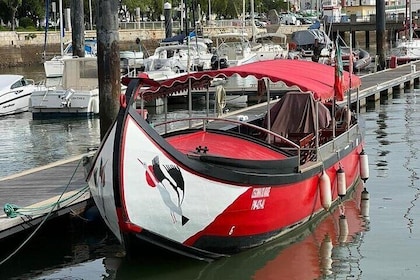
(137, 59, 361, 102)
(265, 91, 331, 136)
(291, 30, 331, 46)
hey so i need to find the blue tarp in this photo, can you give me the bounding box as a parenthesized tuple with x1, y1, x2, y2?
(308, 20, 320, 29)
(161, 34, 186, 43)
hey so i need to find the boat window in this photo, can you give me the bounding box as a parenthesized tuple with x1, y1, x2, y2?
(11, 79, 24, 89)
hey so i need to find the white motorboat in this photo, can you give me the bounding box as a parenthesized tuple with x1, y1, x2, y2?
(0, 75, 44, 117)
(253, 31, 289, 61)
(389, 1, 420, 65)
(211, 32, 258, 69)
(43, 38, 97, 78)
(120, 50, 145, 72)
(249, 0, 288, 61)
(390, 29, 420, 64)
(144, 43, 214, 73)
(31, 57, 99, 119)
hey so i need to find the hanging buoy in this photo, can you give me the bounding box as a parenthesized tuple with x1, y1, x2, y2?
(337, 166, 347, 198)
(320, 234, 333, 276)
(215, 85, 226, 116)
(319, 172, 332, 210)
(360, 149, 369, 182)
(338, 214, 349, 243)
(360, 188, 370, 219)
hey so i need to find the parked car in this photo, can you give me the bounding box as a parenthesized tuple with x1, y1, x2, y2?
(255, 19, 268, 27)
(279, 13, 300, 25)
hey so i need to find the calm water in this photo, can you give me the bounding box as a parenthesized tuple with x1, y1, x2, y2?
(1, 66, 420, 279)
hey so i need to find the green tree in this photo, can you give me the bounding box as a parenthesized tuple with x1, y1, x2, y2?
(2, 0, 23, 30)
(0, 1, 12, 26)
(18, 0, 45, 27)
(122, 0, 151, 20)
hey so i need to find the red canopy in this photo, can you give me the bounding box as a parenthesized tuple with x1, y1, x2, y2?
(136, 59, 361, 102)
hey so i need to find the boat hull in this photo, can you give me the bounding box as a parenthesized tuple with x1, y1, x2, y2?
(0, 91, 31, 116)
(86, 62, 365, 260)
(86, 112, 364, 260)
(0, 77, 43, 116)
(30, 88, 99, 119)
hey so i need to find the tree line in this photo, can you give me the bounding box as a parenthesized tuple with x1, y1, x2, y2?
(0, 0, 288, 31)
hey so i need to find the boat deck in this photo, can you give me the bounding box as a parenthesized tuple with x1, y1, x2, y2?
(1, 61, 420, 241)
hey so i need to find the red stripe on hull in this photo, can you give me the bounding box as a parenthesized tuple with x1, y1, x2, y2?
(184, 145, 362, 248)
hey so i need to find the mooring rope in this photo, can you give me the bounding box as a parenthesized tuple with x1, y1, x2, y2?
(3, 186, 89, 218)
(0, 158, 84, 266)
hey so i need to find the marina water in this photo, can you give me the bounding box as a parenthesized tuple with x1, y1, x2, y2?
(1, 66, 420, 279)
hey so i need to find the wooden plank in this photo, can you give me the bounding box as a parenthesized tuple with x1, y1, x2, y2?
(0, 155, 91, 240)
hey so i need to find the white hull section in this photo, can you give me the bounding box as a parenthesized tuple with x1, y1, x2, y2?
(391, 39, 420, 60)
(87, 124, 121, 241)
(88, 116, 249, 244)
(30, 88, 99, 115)
(0, 77, 44, 116)
(44, 59, 65, 78)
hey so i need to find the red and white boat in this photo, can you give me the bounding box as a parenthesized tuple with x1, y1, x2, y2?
(84, 59, 369, 261)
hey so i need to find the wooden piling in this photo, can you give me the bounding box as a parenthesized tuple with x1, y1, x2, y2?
(71, 0, 85, 57)
(96, 0, 121, 139)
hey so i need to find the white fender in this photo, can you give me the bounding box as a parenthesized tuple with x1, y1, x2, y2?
(319, 172, 332, 210)
(320, 234, 333, 276)
(337, 167, 346, 198)
(215, 85, 226, 116)
(338, 214, 349, 243)
(360, 149, 369, 182)
(360, 188, 370, 219)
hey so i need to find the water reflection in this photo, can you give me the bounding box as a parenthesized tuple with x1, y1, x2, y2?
(11, 181, 368, 280)
(375, 111, 390, 176)
(0, 113, 101, 178)
(403, 91, 420, 234)
(115, 182, 369, 279)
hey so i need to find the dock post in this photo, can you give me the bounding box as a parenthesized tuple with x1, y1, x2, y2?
(164, 2, 173, 38)
(71, 0, 85, 57)
(376, 0, 386, 70)
(365, 31, 370, 49)
(97, 0, 121, 139)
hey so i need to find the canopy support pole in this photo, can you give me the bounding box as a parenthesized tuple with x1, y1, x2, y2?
(266, 78, 272, 144)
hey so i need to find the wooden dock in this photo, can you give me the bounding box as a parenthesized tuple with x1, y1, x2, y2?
(1, 61, 420, 241)
(0, 155, 91, 239)
(355, 61, 420, 108)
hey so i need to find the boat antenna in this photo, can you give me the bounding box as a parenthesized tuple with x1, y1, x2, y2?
(42, 0, 50, 61)
(59, 0, 64, 57)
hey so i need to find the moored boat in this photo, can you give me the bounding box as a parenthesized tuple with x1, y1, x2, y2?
(0, 75, 45, 117)
(341, 47, 372, 72)
(43, 38, 98, 78)
(84, 59, 368, 261)
(31, 57, 99, 119)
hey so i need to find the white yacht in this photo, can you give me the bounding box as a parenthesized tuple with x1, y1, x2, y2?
(211, 32, 258, 69)
(32, 57, 99, 119)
